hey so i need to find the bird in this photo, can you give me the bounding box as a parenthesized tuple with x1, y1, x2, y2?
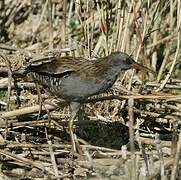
(25, 51, 153, 153)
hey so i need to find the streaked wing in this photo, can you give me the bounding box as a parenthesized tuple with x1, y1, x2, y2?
(26, 56, 91, 76)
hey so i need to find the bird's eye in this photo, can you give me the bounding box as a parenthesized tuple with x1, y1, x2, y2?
(125, 57, 133, 64)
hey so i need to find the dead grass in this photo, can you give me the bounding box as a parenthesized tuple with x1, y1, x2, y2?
(0, 0, 181, 179)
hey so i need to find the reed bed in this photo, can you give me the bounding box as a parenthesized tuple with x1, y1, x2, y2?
(0, 0, 181, 179)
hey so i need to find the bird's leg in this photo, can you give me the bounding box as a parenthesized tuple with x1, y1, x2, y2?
(69, 102, 80, 153)
(35, 83, 43, 120)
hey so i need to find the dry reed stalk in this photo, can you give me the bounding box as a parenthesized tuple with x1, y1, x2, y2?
(0, 0, 180, 179)
(170, 130, 181, 180)
(0, 149, 48, 173)
(1, 102, 58, 118)
(128, 97, 136, 179)
(120, 0, 134, 52)
(47, 139, 59, 178)
(155, 133, 166, 180)
(156, 0, 181, 92)
(62, 0, 67, 45)
(48, 0, 53, 48)
(31, 0, 49, 45)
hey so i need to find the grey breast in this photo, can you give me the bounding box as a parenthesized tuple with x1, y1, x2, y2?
(29, 71, 117, 102)
(58, 73, 117, 101)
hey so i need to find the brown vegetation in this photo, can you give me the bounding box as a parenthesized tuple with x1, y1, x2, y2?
(0, 0, 181, 179)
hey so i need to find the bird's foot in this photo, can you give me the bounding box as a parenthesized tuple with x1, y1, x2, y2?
(69, 133, 83, 158)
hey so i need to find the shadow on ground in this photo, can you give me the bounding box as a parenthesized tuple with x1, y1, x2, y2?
(13, 114, 129, 150)
(76, 120, 129, 149)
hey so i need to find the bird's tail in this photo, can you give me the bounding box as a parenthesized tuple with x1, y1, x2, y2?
(0, 66, 28, 78)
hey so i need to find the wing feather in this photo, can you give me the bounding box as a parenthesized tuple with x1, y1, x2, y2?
(26, 56, 92, 77)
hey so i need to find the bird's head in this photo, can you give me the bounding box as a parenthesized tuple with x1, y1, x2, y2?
(108, 51, 154, 74)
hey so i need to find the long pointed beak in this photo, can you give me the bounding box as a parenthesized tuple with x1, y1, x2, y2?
(131, 62, 155, 75)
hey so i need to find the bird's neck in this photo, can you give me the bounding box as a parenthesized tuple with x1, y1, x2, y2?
(92, 57, 122, 79)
